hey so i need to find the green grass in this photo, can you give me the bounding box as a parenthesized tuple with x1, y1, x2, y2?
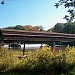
(0, 45, 75, 75)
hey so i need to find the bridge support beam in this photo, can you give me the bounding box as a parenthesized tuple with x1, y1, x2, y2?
(23, 42, 25, 56)
(0, 40, 2, 47)
(9, 41, 10, 49)
(47, 41, 56, 51)
(51, 41, 56, 51)
(59, 41, 62, 50)
(40, 42, 43, 48)
(0, 40, 4, 47)
(13, 41, 15, 50)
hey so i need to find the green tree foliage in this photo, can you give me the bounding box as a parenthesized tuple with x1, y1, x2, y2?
(6, 25, 24, 30)
(55, 0, 75, 22)
(48, 22, 75, 34)
(38, 25, 44, 31)
(0, 0, 14, 5)
(63, 22, 75, 34)
(13, 25, 24, 30)
(52, 23, 64, 33)
(47, 28, 53, 32)
(1, 0, 5, 5)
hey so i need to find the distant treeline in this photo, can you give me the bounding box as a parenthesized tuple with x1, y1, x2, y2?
(5, 25, 44, 31)
(5, 22, 75, 34)
(47, 22, 75, 34)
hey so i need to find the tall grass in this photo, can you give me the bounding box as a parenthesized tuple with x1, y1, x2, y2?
(0, 46, 75, 75)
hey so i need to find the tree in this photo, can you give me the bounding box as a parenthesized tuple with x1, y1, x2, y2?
(47, 28, 53, 32)
(1, 0, 5, 4)
(52, 23, 64, 33)
(55, 0, 75, 22)
(5, 26, 14, 29)
(5, 25, 44, 31)
(0, 0, 14, 5)
(23, 25, 33, 31)
(6, 25, 24, 30)
(14, 25, 24, 30)
(48, 22, 75, 34)
(62, 22, 75, 34)
(38, 25, 44, 31)
(23, 25, 44, 31)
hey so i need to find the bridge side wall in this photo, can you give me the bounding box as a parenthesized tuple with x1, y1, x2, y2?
(0, 29, 4, 46)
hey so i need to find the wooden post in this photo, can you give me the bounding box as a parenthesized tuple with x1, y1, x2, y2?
(9, 42, 10, 49)
(59, 41, 61, 49)
(0, 40, 1, 48)
(51, 41, 55, 51)
(1, 40, 4, 46)
(53, 41, 55, 46)
(13, 41, 15, 50)
(40, 42, 43, 48)
(23, 42, 25, 56)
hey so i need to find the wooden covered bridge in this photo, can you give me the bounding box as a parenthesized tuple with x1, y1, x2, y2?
(0, 28, 75, 55)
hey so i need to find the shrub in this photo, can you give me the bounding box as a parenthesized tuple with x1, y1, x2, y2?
(1, 45, 75, 75)
(0, 47, 21, 73)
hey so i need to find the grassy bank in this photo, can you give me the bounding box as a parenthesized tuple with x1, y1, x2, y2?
(0, 46, 75, 75)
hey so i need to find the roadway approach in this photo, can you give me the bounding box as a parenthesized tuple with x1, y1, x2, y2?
(0, 28, 75, 55)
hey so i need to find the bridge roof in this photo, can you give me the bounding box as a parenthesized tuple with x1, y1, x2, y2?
(0, 28, 75, 36)
(0, 28, 75, 42)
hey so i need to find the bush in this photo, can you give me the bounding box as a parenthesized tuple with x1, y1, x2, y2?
(0, 47, 21, 73)
(1, 45, 75, 75)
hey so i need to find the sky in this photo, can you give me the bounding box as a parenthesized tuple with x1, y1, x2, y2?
(0, 0, 67, 30)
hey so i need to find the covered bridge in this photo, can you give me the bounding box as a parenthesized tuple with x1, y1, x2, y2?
(0, 28, 75, 54)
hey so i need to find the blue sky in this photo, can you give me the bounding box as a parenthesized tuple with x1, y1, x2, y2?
(0, 0, 67, 30)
